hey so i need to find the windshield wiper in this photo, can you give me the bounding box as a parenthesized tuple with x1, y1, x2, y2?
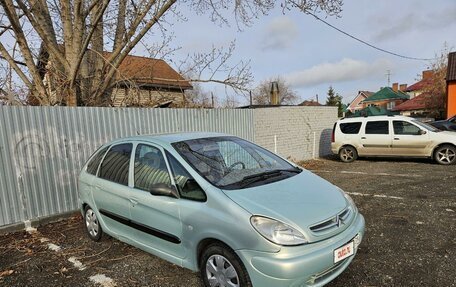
(223, 168, 301, 189)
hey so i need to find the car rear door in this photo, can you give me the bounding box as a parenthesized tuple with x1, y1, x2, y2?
(391, 120, 431, 156)
(93, 143, 134, 237)
(358, 120, 392, 156)
(128, 142, 185, 260)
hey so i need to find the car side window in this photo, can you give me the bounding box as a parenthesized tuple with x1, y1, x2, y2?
(340, 122, 362, 134)
(99, 143, 133, 185)
(87, 146, 109, 175)
(365, 121, 389, 135)
(166, 152, 206, 201)
(393, 121, 421, 135)
(134, 144, 171, 191)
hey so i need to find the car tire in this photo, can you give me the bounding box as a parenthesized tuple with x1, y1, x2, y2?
(84, 205, 103, 241)
(434, 145, 456, 165)
(200, 243, 252, 287)
(339, 146, 358, 163)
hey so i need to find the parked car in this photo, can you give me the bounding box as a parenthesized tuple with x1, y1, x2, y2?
(331, 115, 456, 165)
(79, 133, 365, 287)
(430, 115, 456, 131)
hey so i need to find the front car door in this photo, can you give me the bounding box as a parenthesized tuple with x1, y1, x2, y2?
(93, 143, 134, 237)
(128, 143, 185, 261)
(392, 120, 430, 156)
(358, 120, 392, 156)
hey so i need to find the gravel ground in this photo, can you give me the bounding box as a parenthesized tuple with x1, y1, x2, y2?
(0, 157, 455, 287)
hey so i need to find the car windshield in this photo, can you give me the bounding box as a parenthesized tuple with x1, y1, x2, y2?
(172, 136, 301, 190)
(412, 120, 441, 132)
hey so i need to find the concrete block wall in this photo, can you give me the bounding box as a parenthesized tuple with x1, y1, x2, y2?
(253, 106, 338, 161)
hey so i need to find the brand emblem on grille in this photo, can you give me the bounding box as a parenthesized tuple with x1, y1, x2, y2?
(336, 215, 345, 227)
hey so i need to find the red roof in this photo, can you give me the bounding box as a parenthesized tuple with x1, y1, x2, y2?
(104, 53, 193, 90)
(393, 93, 434, 111)
(299, 100, 322, 106)
(404, 79, 432, 92)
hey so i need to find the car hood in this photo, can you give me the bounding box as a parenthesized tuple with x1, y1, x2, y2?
(433, 130, 456, 139)
(222, 170, 348, 241)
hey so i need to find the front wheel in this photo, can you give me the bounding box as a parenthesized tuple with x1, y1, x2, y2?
(339, 146, 358, 163)
(434, 145, 456, 165)
(200, 243, 252, 287)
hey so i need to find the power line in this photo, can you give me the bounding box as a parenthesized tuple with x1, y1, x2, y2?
(306, 12, 435, 61)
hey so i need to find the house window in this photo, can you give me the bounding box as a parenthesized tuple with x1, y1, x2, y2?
(387, 102, 396, 110)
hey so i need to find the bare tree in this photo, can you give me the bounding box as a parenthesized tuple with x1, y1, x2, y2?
(252, 76, 299, 105)
(421, 45, 452, 118)
(0, 0, 343, 106)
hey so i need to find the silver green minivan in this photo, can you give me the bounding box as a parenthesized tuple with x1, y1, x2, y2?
(78, 132, 365, 287)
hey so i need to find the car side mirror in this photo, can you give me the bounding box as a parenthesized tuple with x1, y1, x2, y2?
(149, 183, 179, 198)
(419, 130, 427, 135)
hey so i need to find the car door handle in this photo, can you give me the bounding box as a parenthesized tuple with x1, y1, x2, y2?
(129, 198, 138, 205)
(361, 137, 366, 140)
(394, 138, 400, 140)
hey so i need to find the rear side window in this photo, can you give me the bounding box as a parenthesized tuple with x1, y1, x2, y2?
(339, 122, 362, 134)
(366, 121, 389, 135)
(86, 146, 109, 175)
(99, 143, 133, 186)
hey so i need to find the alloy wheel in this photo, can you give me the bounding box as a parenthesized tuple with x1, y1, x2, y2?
(437, 148, 456, 164)
(341, 148, 354, 161)
(206, 255, 240, 287)
(85, 209, 99, 237)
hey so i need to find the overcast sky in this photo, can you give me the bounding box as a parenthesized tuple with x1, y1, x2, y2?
(142, 0, 456, 105)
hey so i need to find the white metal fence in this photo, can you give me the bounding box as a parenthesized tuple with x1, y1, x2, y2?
(0, 107, 254, 227)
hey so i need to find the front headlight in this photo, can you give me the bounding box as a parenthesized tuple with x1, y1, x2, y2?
(250, 216, 307, 246)
(342, 191, 358, 213)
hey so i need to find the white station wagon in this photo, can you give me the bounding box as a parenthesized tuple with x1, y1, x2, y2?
(331, 115, 456, 165)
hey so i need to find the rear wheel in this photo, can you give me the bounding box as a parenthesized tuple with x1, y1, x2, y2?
(434, 145, 456, 165)
(339, 146, 358, 163)
(84, 205, 103, 241)
(200, 243, 252, 287)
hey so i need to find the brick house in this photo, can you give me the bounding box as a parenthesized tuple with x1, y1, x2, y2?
(447, 52, 456, 117)
(361, 86, 409, 110)
(405, 70, 433, 99)
(392, 92, 433, 117)
(347, 91, 373, 112)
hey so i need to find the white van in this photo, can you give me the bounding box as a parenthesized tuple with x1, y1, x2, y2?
(331, 115, 456, 165)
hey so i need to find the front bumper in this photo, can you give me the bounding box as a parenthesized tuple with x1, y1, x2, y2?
(236, 213, 365, 287)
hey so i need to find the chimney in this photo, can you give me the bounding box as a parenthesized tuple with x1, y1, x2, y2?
(392, 83, 399, 92)
(422, 70, 433, 80)
(399, 84, 407, 92)
(270, 82, 279, 105)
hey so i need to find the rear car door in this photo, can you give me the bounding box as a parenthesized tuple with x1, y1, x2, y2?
(93, 143, 134, 237)
(392, 120, 430, 156)
(129, 143, 185, 259)
(359, 120, 392, 156)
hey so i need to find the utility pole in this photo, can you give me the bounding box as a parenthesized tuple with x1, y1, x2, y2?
(316, 94, 319, 103)
(249, 90, 253, 106)
(211, 92, 215, 108)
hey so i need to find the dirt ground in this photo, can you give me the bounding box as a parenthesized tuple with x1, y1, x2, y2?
(1, 157, 455, 287)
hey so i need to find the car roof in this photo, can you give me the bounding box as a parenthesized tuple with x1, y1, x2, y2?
(109, 132, 231, 145)
(338, 115, 413, 123)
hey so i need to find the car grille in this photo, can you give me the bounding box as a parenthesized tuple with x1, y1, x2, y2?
(310, 207, 351, 234)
